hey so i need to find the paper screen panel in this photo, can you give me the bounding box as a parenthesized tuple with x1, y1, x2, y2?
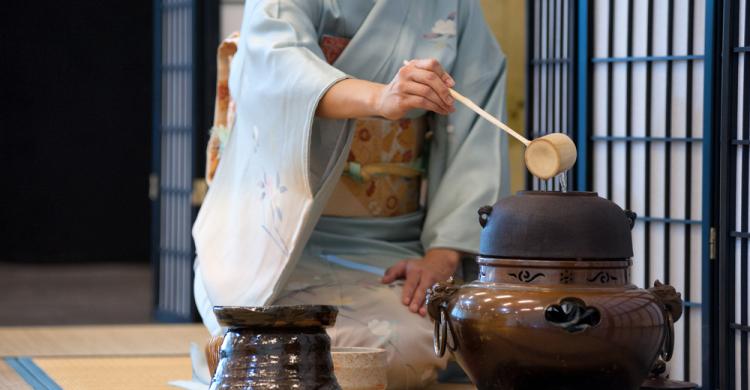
(528, 0, 575, 191)
(733, 0, 750, 387)
(156, 0, 197, 320)
(589, 0, 705, 383)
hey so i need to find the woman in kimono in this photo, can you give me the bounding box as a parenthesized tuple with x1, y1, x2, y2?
(193, 0, 509, 388)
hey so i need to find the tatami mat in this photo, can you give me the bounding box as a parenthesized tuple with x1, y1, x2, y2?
(0, 324, 208, 357)
(0, 324, 474, 389)
(4, 355, 474, 390)
(31, 355, 474, 390)
(34, 356, 190, 390)
(0, 360, 31, 390)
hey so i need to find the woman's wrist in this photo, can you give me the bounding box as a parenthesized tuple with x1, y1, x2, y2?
(425, 248, 461, 269)
(366, 82, 385, 118)
(316, 79, 386, 119)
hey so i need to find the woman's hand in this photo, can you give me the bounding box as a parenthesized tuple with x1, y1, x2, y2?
(381, 248, 460, 316)
(375, 59, 456, 120)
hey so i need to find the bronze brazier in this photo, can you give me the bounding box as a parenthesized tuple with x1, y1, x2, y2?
(427, 191, 683, 390)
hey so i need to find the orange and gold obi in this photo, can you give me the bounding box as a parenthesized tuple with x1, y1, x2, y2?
(323, 117, 426, 217)
(319, 34, 426, 217)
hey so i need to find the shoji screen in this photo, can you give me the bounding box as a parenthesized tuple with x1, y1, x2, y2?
(153, 0, 216, 321)
(590, 0, 705, 383)
(527, 0, 576, 191)
(153, 0, 198, 321)
(731, 0, 750, 383)
(590, 0, 705, 382)
(529, 0, 709, 384)
(716, 0, 750, 387)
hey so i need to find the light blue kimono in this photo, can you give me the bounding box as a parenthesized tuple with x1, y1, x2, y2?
(192, 0, 508, 388)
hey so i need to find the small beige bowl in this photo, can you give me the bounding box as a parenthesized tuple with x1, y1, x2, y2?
(332, 347, 388, 390)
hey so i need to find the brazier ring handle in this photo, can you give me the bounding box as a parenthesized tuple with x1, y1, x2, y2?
(426, 278, 459, 357)
(661, 311, 675, 361)
(647, 280, 682, 362)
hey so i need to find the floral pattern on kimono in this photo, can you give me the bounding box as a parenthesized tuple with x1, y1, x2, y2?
(258, 171, 290, 256)
(423, 11, 458, 50)
(424, 11, 457, 39)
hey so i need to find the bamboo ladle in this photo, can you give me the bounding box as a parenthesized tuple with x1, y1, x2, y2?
(449, 89, 576, 180)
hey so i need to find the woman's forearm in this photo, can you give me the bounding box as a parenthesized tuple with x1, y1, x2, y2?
(316, 59, 455, 120)
(316, 79, 384, 119)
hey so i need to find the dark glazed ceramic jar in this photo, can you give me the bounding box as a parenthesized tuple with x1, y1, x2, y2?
(427, 191, 683, 390)
(210, 305, 341, 390)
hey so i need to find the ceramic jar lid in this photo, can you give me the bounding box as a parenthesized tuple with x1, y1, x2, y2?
(478, 191, 635, 260)
(213, 305, 338, 328)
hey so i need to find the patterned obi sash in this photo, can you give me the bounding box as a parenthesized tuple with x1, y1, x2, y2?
(322, 117, 427, 217)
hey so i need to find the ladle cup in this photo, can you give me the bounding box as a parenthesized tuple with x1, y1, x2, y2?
(449, 89, 577, 180)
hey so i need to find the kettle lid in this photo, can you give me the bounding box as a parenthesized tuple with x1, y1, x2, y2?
(478, 191, 635, 260)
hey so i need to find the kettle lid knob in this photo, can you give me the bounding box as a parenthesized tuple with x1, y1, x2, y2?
(478, 205, 493, 228)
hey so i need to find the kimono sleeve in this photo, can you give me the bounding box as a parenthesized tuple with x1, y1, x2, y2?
(231, 0, 349, 127)
(193, 0, 350, 312)
(420, 0, 510, 254)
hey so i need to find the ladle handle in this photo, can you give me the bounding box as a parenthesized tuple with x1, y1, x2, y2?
(449, 89, 531, 146)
